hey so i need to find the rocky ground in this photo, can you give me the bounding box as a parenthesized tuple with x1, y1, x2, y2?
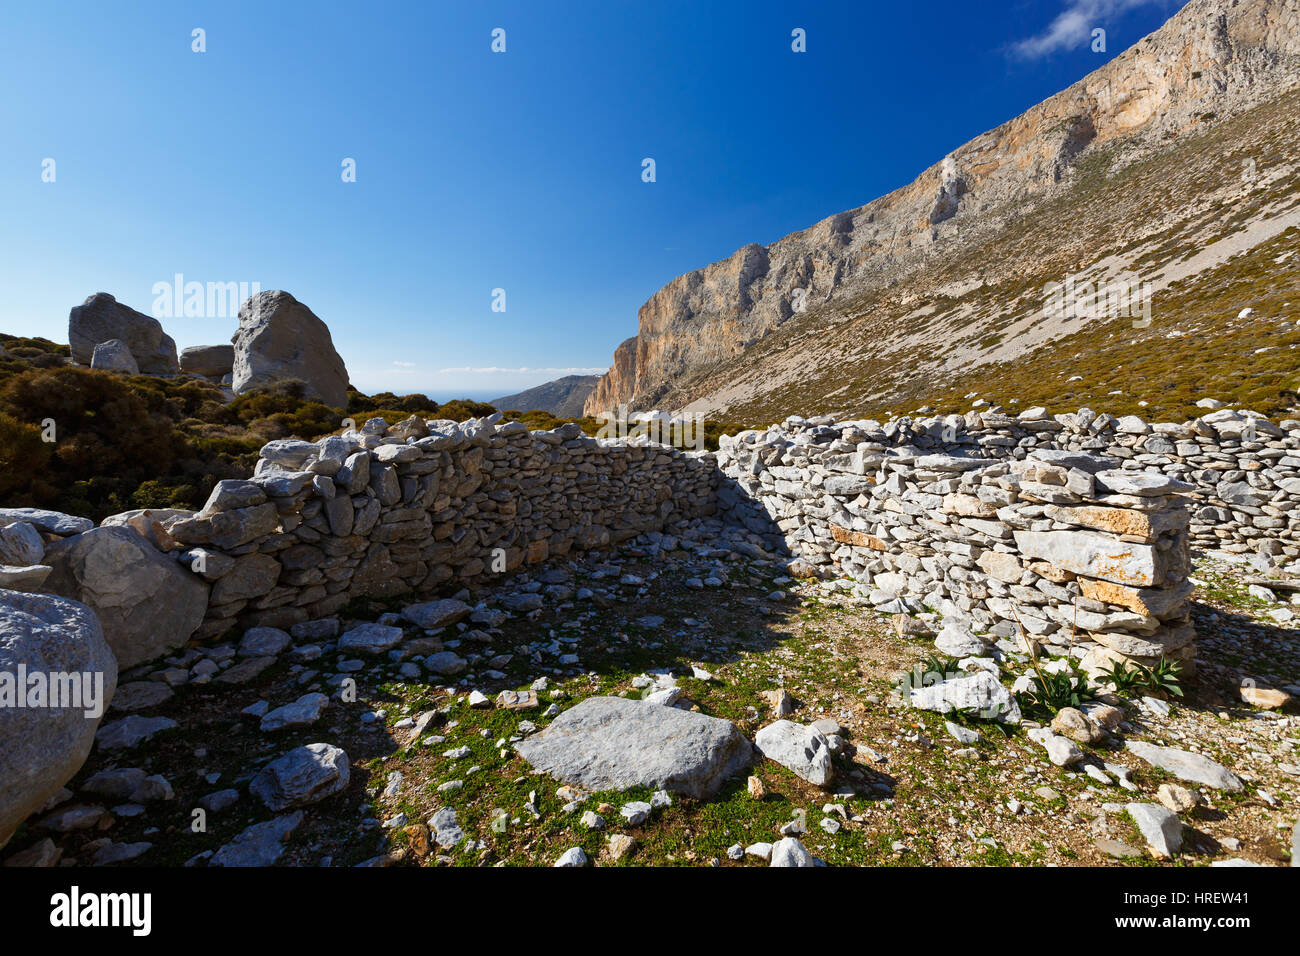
(4, 521, 1297, 868)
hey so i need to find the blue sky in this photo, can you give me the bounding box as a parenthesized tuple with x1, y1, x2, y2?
(0, 0, 1183, 400)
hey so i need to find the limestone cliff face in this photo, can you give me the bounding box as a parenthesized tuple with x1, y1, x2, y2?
(585, 0, 1300, 416)
(584, 336, 640, 415)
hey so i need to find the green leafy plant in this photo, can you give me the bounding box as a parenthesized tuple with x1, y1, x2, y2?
(1017, 666, 1094, 720)
(1143, 658, 1185, 698)
(948, 704, 1014, 736)
(1096, 657, 1184, 699)
(1096, 659, 1147, 695)
(916, 654, 962, 683)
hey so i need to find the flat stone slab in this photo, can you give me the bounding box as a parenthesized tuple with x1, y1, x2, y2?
(209, 812, 303, 866)
(108, 681, 174, 712)
(0, 508, 94, 536)
(754, 720, 834, 787)
(338, 622, 404, 655)
(514, 696, 753, 800)
(1125, 741, 1243, 792)
(1013, 529, 1161, 587)
(1127, 802, 1184, 858)
(1095, 470, 1193, 497)
(402, 599, 471, 629)
(497, 689, 538, 710)
(908, 670, 1021, 724)
(95, 715, 178, 750)
(260, 693, 329, 732)
(250, 743, 350, 810)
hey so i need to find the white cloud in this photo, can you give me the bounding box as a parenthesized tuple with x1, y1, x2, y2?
(1009, 0, 1164, 60)
(392, 360, 415, 367)
(437, 366, 609, 375)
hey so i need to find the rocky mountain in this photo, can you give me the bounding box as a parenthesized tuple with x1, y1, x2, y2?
(492, 374, 601, 417)
(584, 0, 1300, 424)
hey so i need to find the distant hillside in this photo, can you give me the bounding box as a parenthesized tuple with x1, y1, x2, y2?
(492, 375, 601, 417)
(583, 0, 1300, 425)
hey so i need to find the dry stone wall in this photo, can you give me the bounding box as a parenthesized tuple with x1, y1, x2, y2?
(160, 414, 718, 639)
(717, 416, 1190, 676)
(719, 405, 1300, 554)
(13, 403, 1297, 678)
(713, 406, 1300, 676)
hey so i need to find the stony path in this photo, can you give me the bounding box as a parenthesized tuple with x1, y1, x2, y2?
(5, 520, 1297, 868)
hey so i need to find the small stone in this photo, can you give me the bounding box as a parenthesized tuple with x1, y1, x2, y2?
(1127, 803, 1183, 858)
(770, 837, 815, 867)
(92, 842, 152, 865)
(1240, 684, 1292, 710)
(1028, 728, 1083, 766)
(1095, 837, 1142, 859)
(945, 721, 979, 745)
(210, 812, 304, 867)
(428, 807, 464, 849)
(755, 720, 834, 787)
(238, 627, 291, 658)
(338, 622, 404, 655)
(620, 801, 652, 826)
(95, 715, 178, 750)
(259, 693, 329, 732)
(1051, 707, 1106, 745)
(2, 838, 61, 867)
(496, 689, 539, 710)
(249, 743, 350, 811)
(1156, 783, 1200, 813)
(198, 789, 240, 813)
(1083, 764, 1113, 786)
(606, 834, 637, 860)
(554, 846, 588, 867)
(761, 688, 795, 717)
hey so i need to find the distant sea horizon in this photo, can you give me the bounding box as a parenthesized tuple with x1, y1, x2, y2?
(359, 387, 530, 407)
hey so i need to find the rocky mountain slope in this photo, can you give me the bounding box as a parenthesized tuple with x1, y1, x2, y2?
(584, 0, 1300, 423)
(492, 374, 600, 417)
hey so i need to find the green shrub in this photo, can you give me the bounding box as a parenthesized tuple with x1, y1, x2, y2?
(0, 411, 53, 501)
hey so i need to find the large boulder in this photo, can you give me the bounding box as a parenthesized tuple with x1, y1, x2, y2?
(89, 339, 139, 374)
(68, 293, 178, 374)
(231, 291, 349, 407)
(42, 527, 209, 669)
(179, 344, 235, 378)
(513, 696, 754, 799)
(0, 590, 119, 847)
